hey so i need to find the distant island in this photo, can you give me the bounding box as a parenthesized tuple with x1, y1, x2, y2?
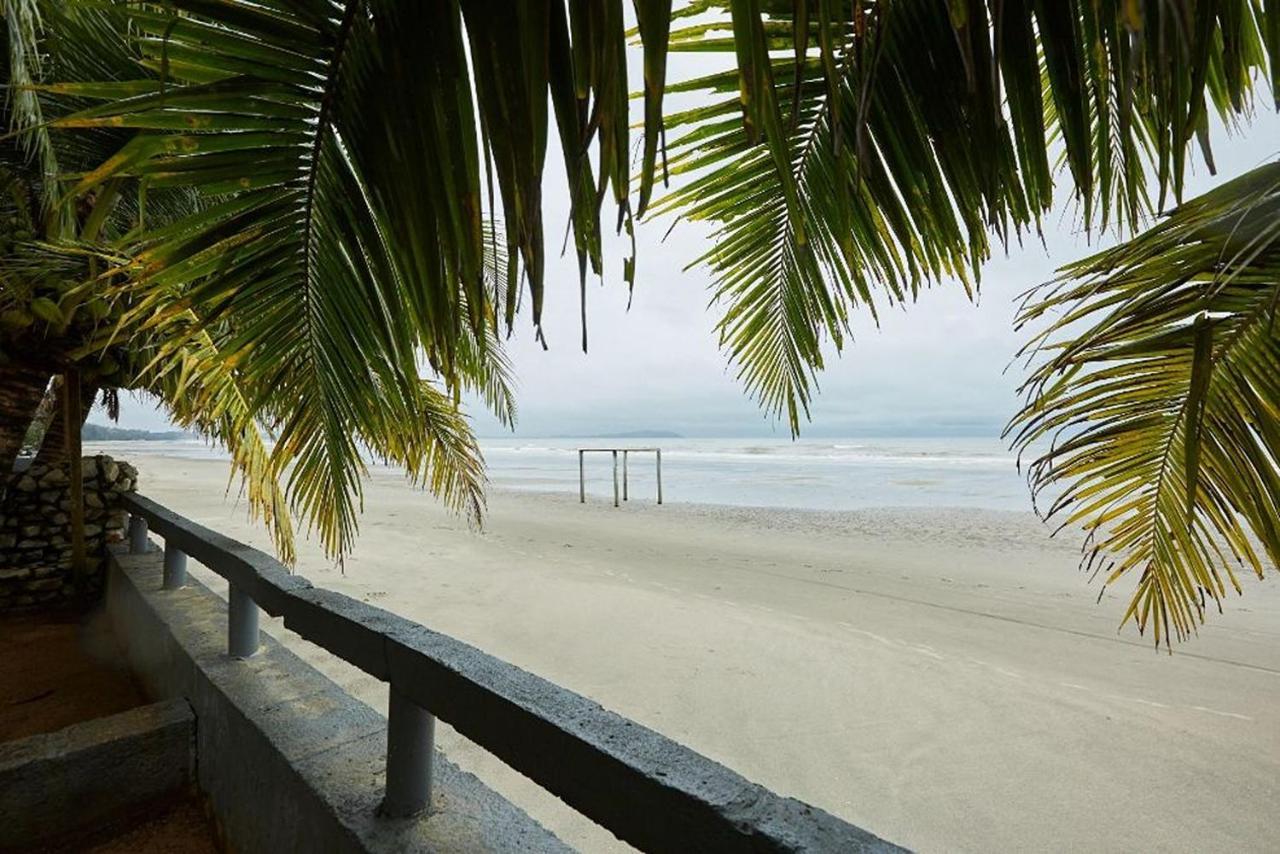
(83, 423, 187, 442)
(577, 430, 683, 439)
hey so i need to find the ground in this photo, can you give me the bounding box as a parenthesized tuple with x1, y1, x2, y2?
(0, 609, 145, 740)
(1, 609, 219, 853)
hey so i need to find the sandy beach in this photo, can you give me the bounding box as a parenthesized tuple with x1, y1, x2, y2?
(107, 448, 1280, 852)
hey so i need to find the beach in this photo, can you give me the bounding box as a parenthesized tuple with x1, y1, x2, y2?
(107, 448, 1280, 853)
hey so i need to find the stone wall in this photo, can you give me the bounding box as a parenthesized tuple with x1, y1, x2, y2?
(0, 456, 136, 610)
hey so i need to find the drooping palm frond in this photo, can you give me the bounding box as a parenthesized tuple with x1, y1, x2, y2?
(37, 0, 627, 558)
(657, 0, 1276, 434)
(137, 322, 298, 563)
(1008, 161, 1280, 646)
(2, 0, 57, 220)
(42, 0, 541, 557)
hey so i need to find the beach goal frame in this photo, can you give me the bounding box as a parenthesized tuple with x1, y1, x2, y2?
(577, 447, 663, 507)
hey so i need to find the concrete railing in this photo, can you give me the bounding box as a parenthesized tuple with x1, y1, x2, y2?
(120, 493, 903, 853)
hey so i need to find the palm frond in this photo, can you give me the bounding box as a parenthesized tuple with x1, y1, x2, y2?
(139, 323, 298, 563)
(656, 0, 1274, 434)
(46, 0, 655, 557)
(1008, 161, 1280, 646)
(2, 0, 56, 216)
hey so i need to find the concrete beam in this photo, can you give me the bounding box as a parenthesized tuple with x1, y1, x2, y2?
(116, 492, 907, 852)
(107, 548, 566, 854)
(0, 699, 195, 848)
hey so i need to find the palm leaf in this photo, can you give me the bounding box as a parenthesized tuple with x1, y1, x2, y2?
(45, 1, 543, 557)
(139, 321, 298, 563)
(1008, 161, 1280, 645)
(46, 0, 664, 558)
(656, 0, 1273, 434)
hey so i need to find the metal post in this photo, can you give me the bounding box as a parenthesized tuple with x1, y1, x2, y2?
(163, 542, 187, 590)
(227, 583, 259, 659)
(656, 449, 663, 505)
(128, 514, 149, 554)
(381, 685, 435, 818)
(579, 450, 585, 503)
(612, 450, 619, 508)
(623, 450, 629, 501)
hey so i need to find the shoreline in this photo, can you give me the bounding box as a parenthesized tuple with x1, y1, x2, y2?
(87, 442, 1049, 522)
(79, 434, 1037, 513)
(100, 449, 1280, 852)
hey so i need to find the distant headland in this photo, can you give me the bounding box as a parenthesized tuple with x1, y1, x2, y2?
(560, 430, 683, 440)
(83, 423, 188, 442)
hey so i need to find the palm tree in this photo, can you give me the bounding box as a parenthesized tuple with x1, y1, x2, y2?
(1, 1, 294, 556)
(30, 0, 1280, 642)
(1, 2, 515, 560)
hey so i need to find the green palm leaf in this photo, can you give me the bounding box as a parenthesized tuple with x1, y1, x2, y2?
(139, 321, 298, 563)
(44, 1, 540, 557)
(656, 0, 1273, 434)
(42, 0, 674, 558)
(1009, 162, 1280, 645)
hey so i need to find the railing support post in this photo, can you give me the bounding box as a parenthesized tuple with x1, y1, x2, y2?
(163, 543, 187, 590)
(656, 449, 663, 505)
(128, 514, 149, 554)
(578, 450, 585, 503)
(381, 685, 435, 818)
(622, 450, 629, 501)
(612, 450, 619, 508)
(227, 583, 259, 659)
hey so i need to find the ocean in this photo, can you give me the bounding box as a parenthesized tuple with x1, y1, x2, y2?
(91, 436, 1038, 513)
(483, 437, 1033, 511)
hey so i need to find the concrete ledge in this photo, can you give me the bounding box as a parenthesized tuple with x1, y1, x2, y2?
(0, 698, 195, 847)
(121, 494, 903, 853)
(106, 546, 567, 854)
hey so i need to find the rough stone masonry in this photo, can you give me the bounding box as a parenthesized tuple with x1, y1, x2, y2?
(0, 456, 136, 610)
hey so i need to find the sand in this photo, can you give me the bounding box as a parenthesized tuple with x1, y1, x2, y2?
(0, 610, 147, 741)
(106, 448, 1280, 853)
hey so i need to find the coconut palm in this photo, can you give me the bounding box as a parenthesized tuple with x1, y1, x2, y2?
(1, 1, 515, 560)
(32, 0, 1280, 640)
(0, 0, 300, 554)
(656, 4, 1280, 645)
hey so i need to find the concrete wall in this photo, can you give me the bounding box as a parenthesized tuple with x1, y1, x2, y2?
(0, 698, 195, 848)
(106, 546, 568, 854)
(0, 455, 134, 610)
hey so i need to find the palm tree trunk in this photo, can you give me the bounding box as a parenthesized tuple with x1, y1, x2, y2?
(0, 364, 52, 474)
(34, 379, 99, 467)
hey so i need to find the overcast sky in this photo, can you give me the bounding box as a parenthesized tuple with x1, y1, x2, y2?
(111, 45, 1280, 440)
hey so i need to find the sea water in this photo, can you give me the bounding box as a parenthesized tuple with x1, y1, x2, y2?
(86, 436, 1038, 513)
(479, 436, 1036, 512)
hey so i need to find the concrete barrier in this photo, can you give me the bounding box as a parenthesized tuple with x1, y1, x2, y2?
(120, 492, 906, 853)
(0, 698, 194, 847)
(106, 546, 566, 854)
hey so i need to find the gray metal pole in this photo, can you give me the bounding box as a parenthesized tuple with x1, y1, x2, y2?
(612, 450, 619, 508)
(127, 514, 149, 554)
(656, 449, 663, 505)
(227, 583, 259, 659)
(381, 685, 435, 818)
(162, 543, 187, 590)
(579, 450, 585, 503)
(623, 450, 629, 501)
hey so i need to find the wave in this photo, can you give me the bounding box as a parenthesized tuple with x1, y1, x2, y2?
(481, 442, 1011, 468)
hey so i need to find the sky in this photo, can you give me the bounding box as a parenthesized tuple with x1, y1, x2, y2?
(111, 44, 1280, 440)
